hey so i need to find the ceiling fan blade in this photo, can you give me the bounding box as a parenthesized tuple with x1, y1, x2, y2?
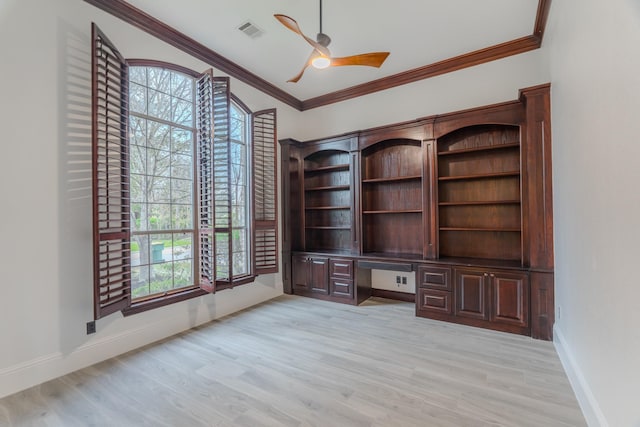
(330, 52, 390, 68)
(287, 51, 316, 83)
(274, 14, 331, 57)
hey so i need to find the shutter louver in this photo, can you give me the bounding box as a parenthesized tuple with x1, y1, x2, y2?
(212, 77, 233, 284)
(252, 109, 278, 274)
(91, 23, 131, 319)
(197, 70, 215, 292)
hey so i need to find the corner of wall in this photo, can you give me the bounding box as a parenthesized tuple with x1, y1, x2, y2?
(553, 325, 609, 427)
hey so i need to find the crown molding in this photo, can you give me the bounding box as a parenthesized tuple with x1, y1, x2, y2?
(84, 0, 551, 112)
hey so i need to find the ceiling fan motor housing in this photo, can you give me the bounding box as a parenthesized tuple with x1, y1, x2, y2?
(316, 32, 331, 48)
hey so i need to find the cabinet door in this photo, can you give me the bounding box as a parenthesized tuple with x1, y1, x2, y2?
(309, 257, 329, 294)
(454, 268, 488, 320)
(491, 271, 529, 327)
(292, 255, 310, 292)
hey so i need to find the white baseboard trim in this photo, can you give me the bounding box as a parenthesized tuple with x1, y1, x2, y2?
(0, 291, 280, 399)
(554, 325, 608, 427)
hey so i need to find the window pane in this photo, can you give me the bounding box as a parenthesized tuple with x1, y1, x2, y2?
(171, 178, 192, 204)
(131, 265, 150, 299)
(232, 203, 245, 228)
(147, 203, 172, 230)
(215, 232, 230, 280)
(148, 68, 171, 93)
(172, 205, 193, 229)
(171, 153, 192, 179)
(174, 260, 193, 288)
(172, 128, 193, 155)
(131, 234, 150, 266)
(171, 72, 192, 100)
(130, 145, 146, 177)
(171, 233, 193, 261)
(230, 117, 244, 141)
(148, 89, 172, 121)
(130, 174, 146, 203)
(147, 148, 171, 177)
(172, 98, 193, 127)
(231, 142, 246, 167)
(150, 263, 173, 294)
(129, 66, 147, 86)
(233, 249, 247, 276)
(148, 177, 171, 203)
(147, 122, 171, 151)
(131, 204, 147, 232)
(150, 233, 172, 264)
(130, 116, 146, 146)
(129, 83, 147, 114)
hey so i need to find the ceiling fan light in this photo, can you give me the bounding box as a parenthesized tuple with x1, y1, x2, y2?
(311, 56, 331, 69)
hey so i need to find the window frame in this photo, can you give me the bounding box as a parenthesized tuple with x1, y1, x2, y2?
(124, 59, 208, 315)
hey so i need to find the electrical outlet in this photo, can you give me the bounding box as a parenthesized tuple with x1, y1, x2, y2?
(86, 321, 96, 335)
(396, 276, 401, 284)
(402, 276, 407, 285)
(556, 306, 561, 320)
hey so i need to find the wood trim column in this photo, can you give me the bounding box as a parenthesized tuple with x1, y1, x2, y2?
(520, 84, 554, 340)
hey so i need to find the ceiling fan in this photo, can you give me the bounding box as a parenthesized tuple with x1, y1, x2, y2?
(274, 0, 390, 83)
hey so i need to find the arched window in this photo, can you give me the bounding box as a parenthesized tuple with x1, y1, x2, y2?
(91, 25, 277, 318)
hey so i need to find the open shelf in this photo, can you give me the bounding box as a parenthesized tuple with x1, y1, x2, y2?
(304, 164, 350, 174)
(437, 124, 523, 262)
(439, 200, 520, 206)
(439, 227, 521, 232)
(363, 210, 422, 214)
(438, 171, 520, 181)
(438, 142, 520, 156)
(305, 185, 351, 192)
(303, 149, 353, 253)
(362, 175, 422, 184)
(305, 226, 351, 230)
(305, 206, 350, 211)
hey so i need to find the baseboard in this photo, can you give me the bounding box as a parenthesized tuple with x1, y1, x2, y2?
(0, 290, 281, 399)
(371, 288, 415, 302)
(554, 325, 609, 427)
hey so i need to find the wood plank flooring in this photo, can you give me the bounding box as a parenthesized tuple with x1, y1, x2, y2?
(0, 295, 585, 426)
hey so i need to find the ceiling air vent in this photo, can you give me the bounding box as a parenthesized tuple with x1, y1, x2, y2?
(238, 21, 264, 39)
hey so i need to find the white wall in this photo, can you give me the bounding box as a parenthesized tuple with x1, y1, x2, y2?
(546, 0, 640, 425)
(0, 0, 554, 401)
(288, 49, 550, 141)
(0, 0, 301, 399)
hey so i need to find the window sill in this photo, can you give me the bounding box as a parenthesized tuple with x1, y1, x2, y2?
(123, 286, 208, 316)
(122, 275, 258, 316)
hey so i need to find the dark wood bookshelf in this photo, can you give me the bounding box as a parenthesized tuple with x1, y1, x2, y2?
(439, 200, 520, 206)
(281, 86, 555, 340)
(305, 185, 351, 192)
(363, 210, 422, 214)
(303, 164, 350, 174)
(361, 175, 422, 184)
(305, 206, 351, 211)
(437, 142, 520, 156)
(438, 171, 520, 181)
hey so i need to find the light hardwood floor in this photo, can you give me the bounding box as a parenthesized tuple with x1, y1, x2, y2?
(0, 295, 585, 427)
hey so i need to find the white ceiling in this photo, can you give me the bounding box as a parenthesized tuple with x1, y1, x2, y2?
(124, 0, 539, 100)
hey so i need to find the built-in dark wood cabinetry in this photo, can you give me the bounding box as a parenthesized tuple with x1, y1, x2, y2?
(280, 84, 554, 340)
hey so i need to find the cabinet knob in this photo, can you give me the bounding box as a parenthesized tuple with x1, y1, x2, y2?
(484, 273, 488, 277)
(490, 274, 495, 278)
